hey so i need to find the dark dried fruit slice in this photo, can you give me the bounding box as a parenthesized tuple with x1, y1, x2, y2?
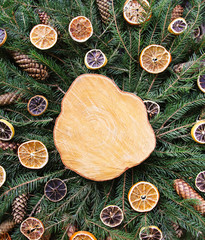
(197, 75, 205, 93)
(20, 217, 44, 240)
(0, 28, 7, 47)
(143, 100, 160, 119)
(168, 17, 187, 35)
(191, 120, 205, 144)
(139, 226, 163, 240)
(44, 178, 67, 202)
(85, 49, 107, 70)
(195, 171, 205, 192)
(27, 95, 48, 116)
(100, 205, 124, 227)
(0, 119, 15, 141)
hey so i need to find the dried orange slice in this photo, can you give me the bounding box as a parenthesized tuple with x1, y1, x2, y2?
(139, 226, 163, 240)
(0, 119, 15, 141)
(27, 95, 48, 116)
(191, 120, 205, 144)
(143, 100, 160, 119)
(197, 74, 205, 93)
(168, 17, 187, 35)
(84, 49, 107, 70)
(128, 181, 160, 212)
(69, 16, 93, 42)
(140, 44, 171, 74)
(0, 233, 11, 240)
(100, 205, 124, 227)
(123, 0, 151, 25)
(0, 28, 7, 47)
(195, 171, 205, 192)
(18, 140, 48, 169)
(30, 24, 57, 50)
(0, 165, 6, 188)
(20, 217, 44, 240)
(70, 231, 97, 240)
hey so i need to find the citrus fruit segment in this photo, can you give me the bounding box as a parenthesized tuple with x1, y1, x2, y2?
(69, 16, 93, 42)
(0, 165, 6, 188)
(0, 28, 7, 47)
(100, 205, 124, 227)
(140, 44, 171, 74)
(143, 100, 160, 119)
(18, 140, 48, 169)
(27, 95, 48, 116)
(197, 75, 205, 93)
(70, 231, 97, 240)
(168, 17, 187, 35)
(84, 49, 107, 70)
(0, 119, 15, 141)
(44, 178, 67, 202)
(139, 226, 163, 240)
(195, 171, 205, 192)
(30, 24, 57, 50)
(0, 233, 11, 240)
(191, 120, 205, 144)
(128, 181, 160, 212)
(123, 0, 151, 25)
(20, 217, 44, 240)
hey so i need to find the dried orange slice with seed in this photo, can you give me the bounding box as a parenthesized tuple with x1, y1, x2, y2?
(84, 49, 107, 70)
(143, 100, 160, 119)
(140, 44, 171, 74)
(139, 226, 163, 240)
(0, 119, 15, 141)
(195, 171, 205, 192)
(168, 17, 187, 35)
(191, 120, 205, 144)
(100, 205, 124, 227)
(27, 95, 48, 116)
(30, 24, 58, 50)
(0, 165, 6, 188)
(20, 217, 44, 240)
(0, 28, 7, 47)
(18, 140, 48, 169)
(197, 74, 205, 93)
(123, 0, 151, 25)
(128, 181, 160, 212)
(70, 231, 97, 240)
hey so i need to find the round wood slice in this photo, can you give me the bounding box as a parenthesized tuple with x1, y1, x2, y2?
(53, 74, 156, 181)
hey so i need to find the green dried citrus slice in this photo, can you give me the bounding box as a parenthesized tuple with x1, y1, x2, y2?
(100, 205, 124, 227)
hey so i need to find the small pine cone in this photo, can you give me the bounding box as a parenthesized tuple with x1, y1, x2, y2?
(172, 222, 184, 238)
(37, 10, 50, 25)
(171, 5, 184, 21)
(106, 236, 113, 240)
(11, 51, 49, 81)
(0, 92, 22, 106)
(96, 0, 112, 24)
(0, 140, 20, 151)
(66, 224, 76, 238)
(174, 179, 205, 215)
(0, 219, 16, 235)
(12, 193, 28, 224)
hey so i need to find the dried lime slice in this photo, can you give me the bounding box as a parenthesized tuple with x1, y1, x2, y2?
(100, 205, 124, 227)
(168, 17, 187, 35)
(139, 226, 163, 240)
(0, 119, 15, 141)
(191, 120, 205, 144)
(27, 95, 48, 116)
(197, 75, 205, 93)
(143, 100, 160, 119)
(195, 171, 205, 192)
(85, 49, 107, 70)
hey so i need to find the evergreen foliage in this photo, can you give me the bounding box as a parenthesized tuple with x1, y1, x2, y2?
(0, 0, 205, 239)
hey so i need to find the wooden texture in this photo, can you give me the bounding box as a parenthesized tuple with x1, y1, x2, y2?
(53, 74, 156, 181)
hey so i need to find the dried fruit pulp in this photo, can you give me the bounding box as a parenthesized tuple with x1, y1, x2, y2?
(195, 171, 205, 192)
(28, 95, 48, 116)
(0, 165, 6, 187)
(0, 119, 15, 141)
(85, 49, 107, 69)
(100, 205, 123, 227)
(168, 17, 187, 35)
(139, 226, 163, 240)
(191, 120, 205, 144)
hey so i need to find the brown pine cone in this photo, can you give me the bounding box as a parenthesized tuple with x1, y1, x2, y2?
(12, 193, 28, 224)
(96, 0, 112, 24)
(172, 222, 184, 238)
(171, 5, 184, 21)
(66, 224, 76, 238)
(0, 92, 22, 106)
(0, 140, 20, 151)
(0, 219, 16, 235)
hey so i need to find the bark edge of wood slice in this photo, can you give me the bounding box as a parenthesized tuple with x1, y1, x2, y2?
(53, 74, 156, 181)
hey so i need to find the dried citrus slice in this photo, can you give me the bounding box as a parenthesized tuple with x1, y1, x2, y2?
(69, 16, 93, 42)
(30, 24, 57, 50)
(143, 100, 160, 119)
(191, 120, 205, 144)
(195, 171, 205, 192)
(0, 233, 11, 240)
(0, 165, 6, 188)
(18, 140, 48, 169)
(197, 74, 205, 93)
(0, 28, 7, 47)
(100, 205, 124, 227)
(70, 231, 97, 240)
(84, 49, 107, 70)
(168, 17, 187, 35)
(20, 217, 44, 240)
(27, 95, 48, 116)
(44, 178, 67, 202)
(123, 0, 151, 25)
(140, 44, 171, 74)
(128, 181, 160, 212)
(139, 226, 163, 240)
(0, 119, 15, 141)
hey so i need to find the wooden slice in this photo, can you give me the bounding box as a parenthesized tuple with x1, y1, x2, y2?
(53, 74, 156, 181)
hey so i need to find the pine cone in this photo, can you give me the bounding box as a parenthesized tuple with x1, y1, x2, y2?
(0, 140, 20, 151)
(174, 179, 205, 215)
(96, 0, 112, 24)
(172, 222, 184, 238)
(12, 193, 28, 224)
(0, 91, 22, 106)
(173, 60, 205, 74)
(171, 5, 184, 21)
(11, 51, 49, 81)
(66, 224, 76, 238)
(0, 220, 16, 235)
